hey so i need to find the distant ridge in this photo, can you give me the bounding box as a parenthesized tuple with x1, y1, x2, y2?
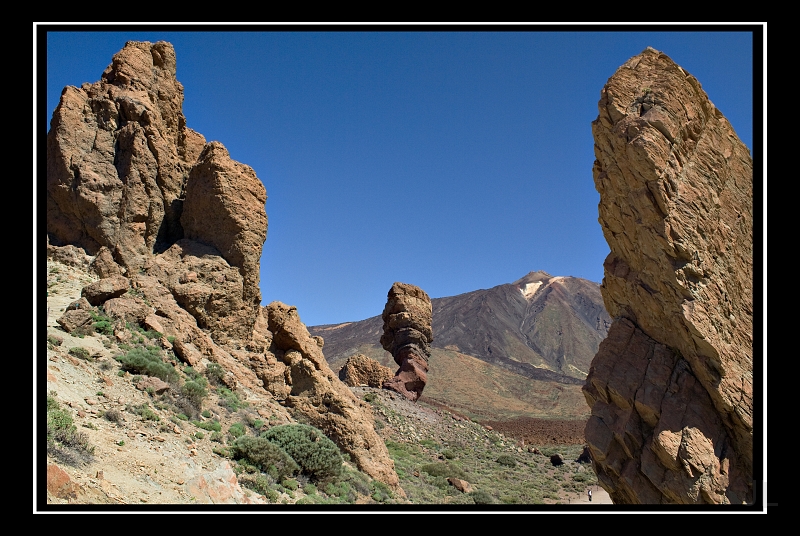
(310, 271, 611, 386)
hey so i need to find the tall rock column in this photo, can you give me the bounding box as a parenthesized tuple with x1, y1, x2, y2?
(380, 282, 433, 402)
(584, 47, 753, 504)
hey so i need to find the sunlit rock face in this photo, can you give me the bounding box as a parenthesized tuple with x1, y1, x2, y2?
(584, 47, 753, 504)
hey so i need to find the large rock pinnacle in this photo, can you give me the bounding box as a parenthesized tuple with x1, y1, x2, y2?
(584, 47, 753, 504)
(380, 282, 433, 402)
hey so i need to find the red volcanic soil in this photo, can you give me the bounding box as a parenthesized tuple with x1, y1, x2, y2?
(481, 417, 588, 446)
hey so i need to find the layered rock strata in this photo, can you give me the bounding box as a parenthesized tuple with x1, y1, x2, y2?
(584, 47, 753, 504)
(380, 282, 433, 402)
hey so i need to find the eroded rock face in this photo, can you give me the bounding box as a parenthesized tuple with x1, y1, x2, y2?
(46, 40, 266, 343)
(379, 282, 433, 402)
(266, 302, 403, 492)
(584, 47, 753, 504)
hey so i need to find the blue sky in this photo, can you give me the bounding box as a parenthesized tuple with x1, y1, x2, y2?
(41, 25, 758, 327)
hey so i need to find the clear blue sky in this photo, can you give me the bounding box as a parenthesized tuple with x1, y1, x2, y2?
(41, 25, 757, 327)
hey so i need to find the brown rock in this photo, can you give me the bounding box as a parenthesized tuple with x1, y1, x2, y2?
(91, 246, 123, 278)
(584, 47, 753, 504)
(103, 297, 150, 324)
(338, 354, 394, 387)
(447, 477, 473, 493)
(266, 301, 403, 493)
(47, 464, 79, 500)
(380, 282, 433, 401)
(56, 309, 93, 333)
(136, 376, 171, 394)
(81, 275, 130, 306)
(181, 141, 268, 323)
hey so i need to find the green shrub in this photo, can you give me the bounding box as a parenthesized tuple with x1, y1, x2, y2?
(420, 461, 467, 480)
(115, 346, 178, 384)
(262, 424, 343, 483)
(201, 410, 212, 419)
(192, 420, 222, 432)
(128, 403, 160, 422)
(363, 392, 377, 403)
(496, 454, 517, 467)
(46, 396, 94, 462)
(217, 387, 246, 411)
(90, 310, 114, 336)
(470, 490, 494, 504)
(68, 347, 90, 360)
(303, 483, 317, 495)
(47, 335, 63, 347)
(181, 380, 208, 409)
(195, 431, 204, 440)
(205, 363, 226, 386)
(281, 478, 299, 491)
(229, 422, 246, 439)
(229, 436, 299, 481)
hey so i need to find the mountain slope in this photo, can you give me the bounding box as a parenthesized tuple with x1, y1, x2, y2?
(312, 271, 610, 381)
(309, 271, 611, 421)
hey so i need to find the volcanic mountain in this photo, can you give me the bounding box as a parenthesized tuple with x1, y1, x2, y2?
(309, 271, 611, 420)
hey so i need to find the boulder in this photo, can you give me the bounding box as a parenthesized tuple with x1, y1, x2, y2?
(379, 282, 433, 401)
(584, 47, 753, 504)
(338, 354, 394, 387)
(81, 276, 129, 306)
(447, 477, 473, 493)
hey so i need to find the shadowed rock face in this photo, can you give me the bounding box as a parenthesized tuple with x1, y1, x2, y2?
(380, 282, 433, 401)
(584, 47, 753, 504)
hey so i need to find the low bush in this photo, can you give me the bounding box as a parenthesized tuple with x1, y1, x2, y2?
(229, 422, 246, 439)
(68, 347, 90, 360)
(192, 419, 222, 432)
(229, 436, 299, 482)
(420, 461, 467, 480)
(496, 454, 517, 467)
(262, 424, 343, 483)
(46, 396, 94, 464)
(205, 363, 226, 386)
(128, 403, 160, 422)
(217, 387, 247, 411)
(115, 346, 178, 384)
(181, 380, 208, 410)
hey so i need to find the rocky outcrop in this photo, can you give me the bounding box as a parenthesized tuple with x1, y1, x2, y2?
(338, 354, 395, 387)
(46, 40, 266, 344)
(47, 40, 404, 501)
(266, 302, 402, 492)
(584, 47, 753, 504)
(379, 283, 433, 401)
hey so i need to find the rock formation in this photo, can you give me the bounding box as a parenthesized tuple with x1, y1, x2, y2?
(338, 354, 395, 388)
(380, 282, 433, 401)
(265, 303, 402, 492)
(47, 41, 401, 494)
(583, 47, 753, 504)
